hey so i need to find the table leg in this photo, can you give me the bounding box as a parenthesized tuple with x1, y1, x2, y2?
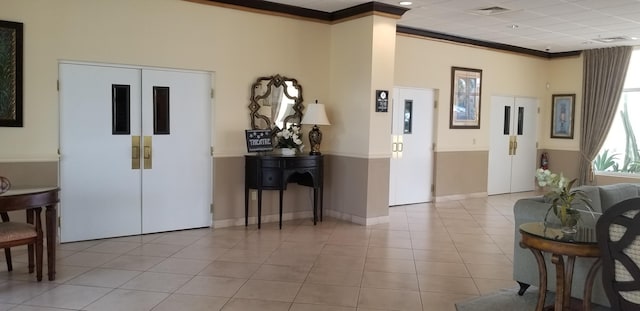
(551, 254, 566, 311)
(319, 186, 323, 222)
(245, 186, 249, 227)
(313, 188, 318, 225)
(26, 209, 34, 273)
(279, 190, 283, 229)
(257, 189, 262, 229)
(523, 243, 547, 311)
(564, 256, 576, 310)
(45, 204, 57, 281)
(583, 258, 602, 311)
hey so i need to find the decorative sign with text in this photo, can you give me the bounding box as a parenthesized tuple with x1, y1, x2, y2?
(376, 90, 388, 112)
(245, 129, 273, 152)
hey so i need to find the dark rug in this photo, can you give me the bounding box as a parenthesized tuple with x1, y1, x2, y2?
(455, 287, 611, 311)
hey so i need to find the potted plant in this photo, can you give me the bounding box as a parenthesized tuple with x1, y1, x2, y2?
(535, 169, 595, 233)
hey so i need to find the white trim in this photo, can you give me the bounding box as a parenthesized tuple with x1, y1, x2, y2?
(324, 209, 389, 226)
(0, 157, 59, 163)
(595, 172, 640, 179)
(212, 152, 391, 159)
(58, 60, 214, 75)
(435, 192, 487, 202)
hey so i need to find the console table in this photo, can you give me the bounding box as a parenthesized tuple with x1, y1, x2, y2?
(245, 154, 323, 229)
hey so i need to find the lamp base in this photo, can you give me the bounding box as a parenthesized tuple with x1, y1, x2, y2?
(308, 125, 323, 155)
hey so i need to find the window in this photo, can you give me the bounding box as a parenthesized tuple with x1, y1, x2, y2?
(594, 50, 640, 174)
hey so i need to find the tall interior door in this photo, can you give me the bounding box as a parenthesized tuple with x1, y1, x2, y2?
(389, 87, 434, 206)
(59, 63, 212, 242)
(487, 96, 537, 195)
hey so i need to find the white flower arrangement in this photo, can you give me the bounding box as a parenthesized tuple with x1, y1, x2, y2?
(276, 125, 304, 151)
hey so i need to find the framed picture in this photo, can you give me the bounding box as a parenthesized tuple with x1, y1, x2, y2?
(550, 94, 575, 139)
(450, 67, 482, 129)
(0, 20, 23, 127)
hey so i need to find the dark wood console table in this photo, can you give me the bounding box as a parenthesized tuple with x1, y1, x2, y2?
(245, 154, 323, 229)
(0, 187, 59, 281)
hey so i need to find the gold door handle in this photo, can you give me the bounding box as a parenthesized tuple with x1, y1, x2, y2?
(513, 139, 518, 155)
(398, 142, 404, 152)
(143, 136, 152, 169)
(131, 136, 141, 170)
(508, 139, 514, 155)
(392, 142, 398, 152)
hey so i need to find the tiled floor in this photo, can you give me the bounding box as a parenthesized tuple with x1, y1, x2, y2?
(0, 193, 533, 311)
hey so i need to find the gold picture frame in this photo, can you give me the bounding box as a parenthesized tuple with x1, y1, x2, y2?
(0, 20, 23, 127)
(450, 67, 482, 129)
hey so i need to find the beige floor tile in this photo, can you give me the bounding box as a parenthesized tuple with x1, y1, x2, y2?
(313, 254, 366, 270)
(357, 287, 422, 311)
(148, 257, 211, 275)
(84, 241, 141, 254)
(369, 237, 413, 249)
(127, 243, 184, 257)
(0, 280, 57, 304)
(366, 247, 414, 260)
(66, 268, 140, 288)
(221, 298, 291, 311)
(412, 249, 462, 263)
(0, 303, 14, 311)
(417, 275, 479, 295)
(420, 292, 477, 311)
(171, 245, 229, 261)
(47, 265, 92, 284)
(265, 252, 317, 269)
(199, 260, 261, 279)
(56, 252, 120, 268)
(458, 252, 512, 265)
(216, 249, 272, 264)
(121, 271, 192, 292)
(414, 261, 470, 278)
(8, 306, 77, 311)
(234, 279, 301, 302)
(56, 240, 101, 252)
(23, 284, 111, 309)
(84, 289, 168, 311)
(320, 245, 367, 257)
(176, 275, 246, 297)
(306, 266, 363, 287)
(151, 234, 202, 246)
(453, 241, 504, 254)
(290, 303, 355, 311)
(364, 258, 416, 274)
(294, 283, 359, 307)
(361, 271, 419, 290)
(250, 264, 309, 282)
(410, 239, 457, 252)
(100, 255, 165, 271)
(152, 293, 228, 311)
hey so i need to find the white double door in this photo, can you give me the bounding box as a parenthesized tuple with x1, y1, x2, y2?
(389, 87, 434, 206)
(59, 63, 212, 242)
(487, 96, 538, 195)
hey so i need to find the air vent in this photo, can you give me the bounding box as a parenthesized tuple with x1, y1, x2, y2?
(471, 6, 511, 15)
(592, 36, 634, 43)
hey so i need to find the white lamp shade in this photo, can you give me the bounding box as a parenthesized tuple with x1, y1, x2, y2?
(301, 103, 331, 125)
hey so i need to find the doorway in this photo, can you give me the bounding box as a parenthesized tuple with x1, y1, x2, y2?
(59, 62, 212, 242)
(389, 87, 435, 206)
(487, 95, 538, 195)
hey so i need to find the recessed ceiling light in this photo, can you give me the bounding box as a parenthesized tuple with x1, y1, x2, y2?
(508, 24, 519, 29)
(399, 1, 412, 5)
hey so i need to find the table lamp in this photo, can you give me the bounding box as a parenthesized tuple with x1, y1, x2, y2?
(301, 100, 330, 155)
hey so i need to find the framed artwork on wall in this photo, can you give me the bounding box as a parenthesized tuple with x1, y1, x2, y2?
(550, 94, 575, 139)
(450, 67, 482, 129)
(0, 20, 23, 127)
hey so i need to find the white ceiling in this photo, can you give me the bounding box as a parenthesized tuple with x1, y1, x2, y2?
(267, 0, 640, 53)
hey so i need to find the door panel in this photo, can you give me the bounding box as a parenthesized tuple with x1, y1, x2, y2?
(60, 64, 142, 242)
(141, 69, 212, 233)
(487, 96, 537, 195)
(60, 63, 212, 242)
(510, 97, 538, 193)
(390, 88, 434, 206)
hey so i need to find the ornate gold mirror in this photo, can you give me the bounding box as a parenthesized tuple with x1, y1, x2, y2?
(249, 74, 303, 130)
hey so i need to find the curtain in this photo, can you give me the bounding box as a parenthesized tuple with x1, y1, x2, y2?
(579, 46, 633, 185)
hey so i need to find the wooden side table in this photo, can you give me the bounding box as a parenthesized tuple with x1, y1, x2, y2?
(519, 222, 602, 311)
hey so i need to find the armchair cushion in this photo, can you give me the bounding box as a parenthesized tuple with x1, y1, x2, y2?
(0, 222, 37, 243)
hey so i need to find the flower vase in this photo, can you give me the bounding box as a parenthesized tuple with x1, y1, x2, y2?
(279, 148, 297, 156)
(558, 208, 580, 234)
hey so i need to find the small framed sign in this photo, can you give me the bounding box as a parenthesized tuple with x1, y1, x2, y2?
(550, 94, 575, 139)
(245, 129, 273, 152)
(375, 90, 388, 112)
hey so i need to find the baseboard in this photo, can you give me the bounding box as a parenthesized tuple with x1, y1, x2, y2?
(434, 192, 487, 202)
(325, 209, 389, 226)
(212, 211, 313, 228)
